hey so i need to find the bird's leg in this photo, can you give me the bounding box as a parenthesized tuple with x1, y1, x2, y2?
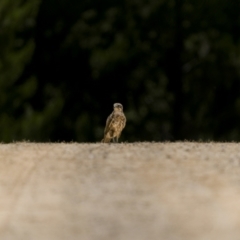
(116, 133, 121, 143)
(109, 131, 115, 143)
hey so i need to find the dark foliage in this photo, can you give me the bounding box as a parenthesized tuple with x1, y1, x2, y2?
(0, 0, 240, 142)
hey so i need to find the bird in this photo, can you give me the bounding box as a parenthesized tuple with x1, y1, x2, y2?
(101, 103, 126, 143)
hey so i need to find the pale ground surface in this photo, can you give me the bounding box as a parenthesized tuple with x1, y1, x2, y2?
(1, 142, 240, 240)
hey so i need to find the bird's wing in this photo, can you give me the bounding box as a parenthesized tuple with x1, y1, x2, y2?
(104, 112, 114, 135)
(122, 114, 126, 129)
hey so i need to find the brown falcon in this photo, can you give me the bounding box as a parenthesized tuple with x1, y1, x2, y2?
(101, 103, 126, 143)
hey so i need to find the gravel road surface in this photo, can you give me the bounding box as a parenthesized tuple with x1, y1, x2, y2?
(1, 142, 240, 240)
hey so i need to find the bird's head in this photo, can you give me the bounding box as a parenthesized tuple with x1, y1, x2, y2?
(113, 103, 123, 112)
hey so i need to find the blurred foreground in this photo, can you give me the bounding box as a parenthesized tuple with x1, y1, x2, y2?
(0, 142, 240, 240)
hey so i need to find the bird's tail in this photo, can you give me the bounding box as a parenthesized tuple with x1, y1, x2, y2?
(101, 137, 111, 143)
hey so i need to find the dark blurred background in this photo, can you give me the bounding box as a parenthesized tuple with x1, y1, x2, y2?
(1, 0, 240, 142)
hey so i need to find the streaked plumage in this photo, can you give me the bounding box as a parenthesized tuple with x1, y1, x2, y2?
(102, 103, 126, 143)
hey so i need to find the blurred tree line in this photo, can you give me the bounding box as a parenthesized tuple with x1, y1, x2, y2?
(0, 0, 240, 142)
